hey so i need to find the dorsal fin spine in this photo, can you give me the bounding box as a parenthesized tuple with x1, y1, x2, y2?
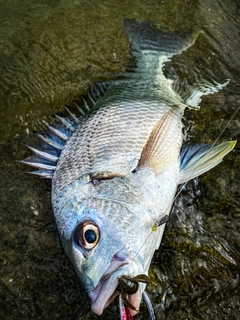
(19, 160, 56, 170)
(22, 144, 58, 162)
(35, 133, 63, 150)
(80, 97, 90, 112)
(91, 84, 102, 99)
(27, 170, 54, 179)
(43, 120, 69, 141)
(88, 92, 96, 105)
(75, 99, 87, 115)
(55, 114, 75, 131)
(64, 105, 80, 124)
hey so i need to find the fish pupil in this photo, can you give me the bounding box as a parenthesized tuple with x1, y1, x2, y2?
(85, 229, 96, 243)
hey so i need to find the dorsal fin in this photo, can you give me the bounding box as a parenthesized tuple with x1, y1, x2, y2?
(20, 81, 111, 178)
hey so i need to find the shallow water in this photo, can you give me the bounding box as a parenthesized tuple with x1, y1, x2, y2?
(0, 0, 239, 319)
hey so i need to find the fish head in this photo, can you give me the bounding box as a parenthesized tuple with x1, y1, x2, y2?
(53, 177, 160, 316)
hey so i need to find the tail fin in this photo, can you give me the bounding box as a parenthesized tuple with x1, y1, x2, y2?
(124, 19, 197, 76)
(124, 19, 229, 109)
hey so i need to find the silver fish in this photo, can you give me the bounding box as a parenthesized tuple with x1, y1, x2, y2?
(21, 19, 236, 316)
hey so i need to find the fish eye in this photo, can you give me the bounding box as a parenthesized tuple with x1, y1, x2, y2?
(73, 221, 100, 250)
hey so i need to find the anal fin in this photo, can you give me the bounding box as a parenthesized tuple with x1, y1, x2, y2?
(177, 78, 230, 110)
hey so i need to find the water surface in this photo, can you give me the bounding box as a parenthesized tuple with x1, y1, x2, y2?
(0, 0, 239, 319)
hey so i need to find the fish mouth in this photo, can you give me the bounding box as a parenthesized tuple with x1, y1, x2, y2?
(88, 261, 142, 316)
(88, 263, 125, 315)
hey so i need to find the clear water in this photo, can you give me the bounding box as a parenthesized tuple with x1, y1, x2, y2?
(0, 0, 239, 319)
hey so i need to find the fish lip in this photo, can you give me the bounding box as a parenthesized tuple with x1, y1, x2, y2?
(88, 263, 127, 315)
(88, 260, 144, 316)
(121, 292, 142, 317)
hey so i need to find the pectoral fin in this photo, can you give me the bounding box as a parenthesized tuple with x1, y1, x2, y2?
(137, 109, 182, 174)
(178, 140, 236, 184)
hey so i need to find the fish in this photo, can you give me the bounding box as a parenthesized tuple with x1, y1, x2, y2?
(20, 19, 236, 317)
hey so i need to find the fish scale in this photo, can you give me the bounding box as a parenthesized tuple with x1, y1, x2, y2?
(52, 98, 177, 195)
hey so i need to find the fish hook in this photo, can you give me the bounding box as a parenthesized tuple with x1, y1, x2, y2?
(119, 291, 156, 320)
(118, 274, 156, 319)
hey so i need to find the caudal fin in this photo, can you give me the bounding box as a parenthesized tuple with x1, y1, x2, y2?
(124, 19, 197, 76)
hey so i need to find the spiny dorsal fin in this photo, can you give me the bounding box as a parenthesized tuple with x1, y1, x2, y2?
(20, 80, 111, 179)
(177, 140, 236, 184)
(74, 81, 111, 116)
(137, 108, 182, 174)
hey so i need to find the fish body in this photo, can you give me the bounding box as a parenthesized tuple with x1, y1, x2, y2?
(52, 96, 182, 315)
(21, 19, 236, 316)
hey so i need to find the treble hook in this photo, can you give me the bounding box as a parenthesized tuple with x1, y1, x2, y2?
(118, 274, 156, 319)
